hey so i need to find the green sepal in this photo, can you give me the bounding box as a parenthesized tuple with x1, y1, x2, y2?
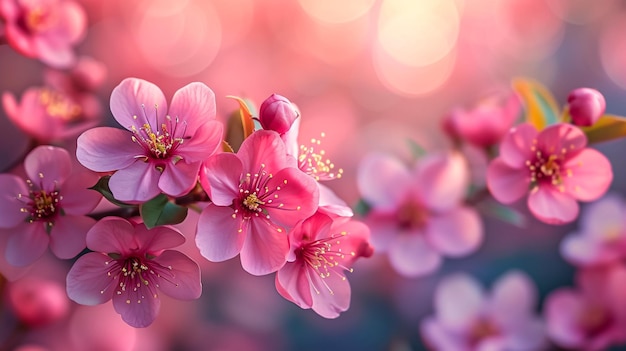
(580, 114, 626, 144)
(89, 176, 137, 208)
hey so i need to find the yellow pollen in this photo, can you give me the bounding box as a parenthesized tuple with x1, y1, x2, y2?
(243, 193, 264, 211)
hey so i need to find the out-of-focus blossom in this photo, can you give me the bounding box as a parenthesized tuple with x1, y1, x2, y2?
(66, 217, 202, 328)
(2, 86, 99, 143)
(197, 130, 319, 276)
(258, 94, 299, 135)
(442, 91, 521, 148)
(567, 88, 606, 127)
(76, 78, 223, 203)
(0, 145, 100, 267)
(275, 212, 373, 318)
(357, 151, 483, 277)
(43, 56, 107, 122)
(0, 0, 86, 68)
(7, 277, 69, 327)
(487, 123, 612, 224)
(544, 266, 626, 350)
(420, 271, 545, 351)
(561, 194, 626, 266)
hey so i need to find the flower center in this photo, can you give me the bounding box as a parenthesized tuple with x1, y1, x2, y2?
(243, 193, 264, 212)
(18, 179, 62, 226)
(580, 305, 612, 337)
(527, 149, 566, 190)
(298, 133, 343, 181)
(397, 200, 428, 230)
(469, 318, 500, 345)
(131, 115, 186, 160)
(23, 7, 55, 33)
(298, 232, 354, 294)
(39, 89, 82, 121)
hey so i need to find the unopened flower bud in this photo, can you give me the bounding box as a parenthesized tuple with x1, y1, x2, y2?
(567, 88, 606, 127)
(259, 94, 299, 134)
(7, 278, 69, 327)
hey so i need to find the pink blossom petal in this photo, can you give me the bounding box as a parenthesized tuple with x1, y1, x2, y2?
(33, 38, 75, 69)
(435, 273, 485, 332)
(426, 207, 483, 257)
(55, 1, 86, 44)
(158, 161, 200, 197)
(560, 235, 619, 266)
(178, 120, 223, 162)
(363, 211, 398, 252)
(59, 169, 101, 215)
(503, 318, 546, 351)
(108, 161, 161, 203)
(489, 271, 538, 328)
(476, 338, 506, 351)
(112, 280, 160, 328)
(415, 152, 469, 212)
(2, 92, 19, 120)
(0, 229, 32, 281)
(290, 211, 333, 249)
(238, 130, 294, 173)
(275, 262, 314, 309)
(544, 289, 586, 348)
(562, 149, 612, 202)
(538, 123, 587, 157)
(0, 175, 28, 228)
(310, 268, 351, 319)
(24, 146, 72, 190)
(48, 215, 94, 259)
(85, 217, 136, 255)
(132, 223, 185, 254)
(579, 194, 625, 240)
(195, 204, 245, 262)
(66, 252, 116, 305)
(388, 233, 441, 277)
(4, 23, 36, 57)
(202, 153, 242, 206)
(6, 224, 49, 266)
(76, 127, 140, 172)
(486, 158, 531, 204)
(357, 153, 411, 211)
(168, 82, 216, 135)
(528, 186, 579, 224)
(151, 250, 201, 300)
(239, 218, 289, 275)
(317, 183, 354, 217)
(420, 317, 465, 350)
(110, 78, 167, 130)
(263, 167, 319, 229)
(499, 123, 538, 168)
(281, 117, 300, 157)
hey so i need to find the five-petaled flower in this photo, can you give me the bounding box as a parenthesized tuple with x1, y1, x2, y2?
(66, 216, 202, 328)
(196, 130, 319, 276)
(76, 78, 224, 203)
(487, 123, 613, 224)
(275, 212, 373, 318)
(0, 145, 100, 267)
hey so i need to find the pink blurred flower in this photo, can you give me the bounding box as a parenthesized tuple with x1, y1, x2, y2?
(66, 217, 202, 328)
(197, 130, 319, 276)
(7, 277, 69, 327)
(0, 145, 100, 267)
(76, 78, 224, 203)
(0, 0, 86, 68)
(487, 123, 612, 224)
(561, 194, 626, 267)
(2, 86, 99, 142)
(567, 88, 606, 127)
(258, 94, 300, 135)
(357, 151, 483, 277)
(275, 212, 373, 318)
(443, 91, 521, 147)
(421, 271, 545, 351)
(544, 266, 626, 350)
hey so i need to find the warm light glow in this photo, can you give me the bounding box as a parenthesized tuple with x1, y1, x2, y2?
(298, 0, 375, 24)
(600, 13, 626, 90)
(377, 0, 460, 67)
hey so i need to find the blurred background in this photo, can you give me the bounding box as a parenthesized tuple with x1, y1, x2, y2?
(2, 0, 626, 350)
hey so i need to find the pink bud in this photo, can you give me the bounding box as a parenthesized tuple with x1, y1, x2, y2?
(259, 94, 299, 134)
(7, 278, 69, 327)
(567, 88, 606, 127)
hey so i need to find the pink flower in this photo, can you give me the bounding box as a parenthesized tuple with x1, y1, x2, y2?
(544, 266, 626, 350)
(421, 271, 545, 351)
(0, 145, 100, 266)
(0, 0, 86, 68)
(7, 277, 69, 327)
(357, 151, 483, 277)
(487, 123, 612, 224)
(258, 94, 300, 135)
(76, 78, 224, 203)
(2, 86, 99, 142)
(443, 91, 521, 147)
(66, 217, 202, 328)
(196, 130, 319, 276)
(567, 88, 606, 127)
(560, 194, 626, 267)
(275, 212, 373, 318)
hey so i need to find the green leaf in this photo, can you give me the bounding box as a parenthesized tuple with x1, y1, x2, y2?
(353, 199, 371, 216)
(140, 194, 188, 229)
(477, 200, 526, 227)
(512, 77, 560, 130)
(89, 176, 137, 208)
(580, 114, 626, 144)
